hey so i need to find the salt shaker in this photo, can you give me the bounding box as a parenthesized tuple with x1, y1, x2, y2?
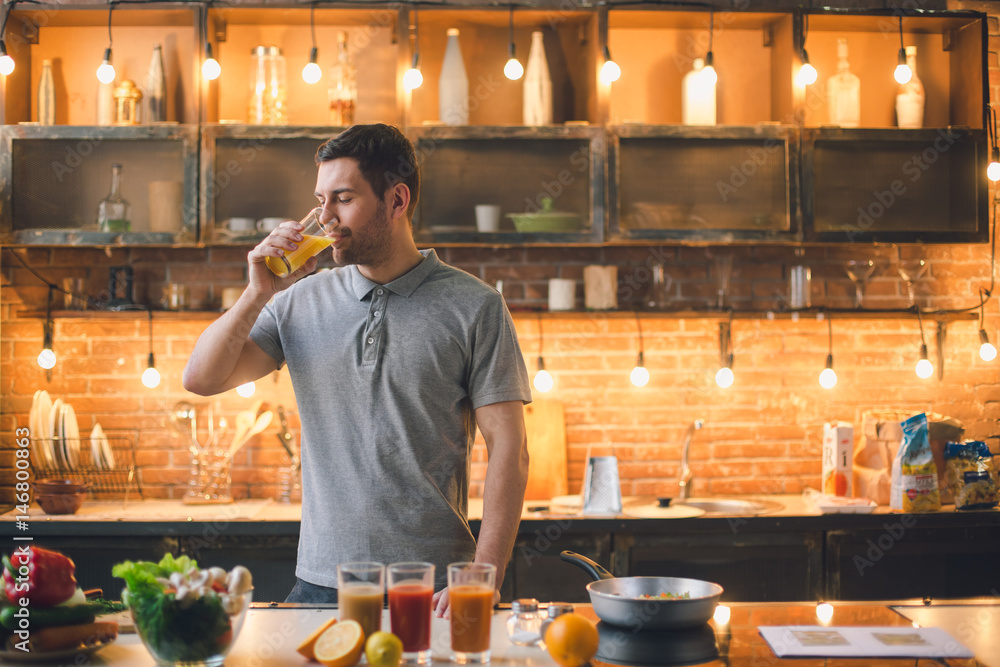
(506, 598, 542, 646)
(537, 603, 575, 647)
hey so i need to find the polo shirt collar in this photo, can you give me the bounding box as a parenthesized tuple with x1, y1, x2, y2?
(349, 248, 440, 300)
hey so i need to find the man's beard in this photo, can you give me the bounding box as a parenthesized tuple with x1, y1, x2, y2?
(333, 199, 392, 267)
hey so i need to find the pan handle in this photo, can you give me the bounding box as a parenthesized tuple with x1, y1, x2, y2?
(559, 551, 615, 582)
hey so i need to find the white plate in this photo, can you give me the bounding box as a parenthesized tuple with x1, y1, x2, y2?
(622, 503, 706, 519)
(48, 398, 64, 470)
(29, 391, 45, 467)
(61, 403, 80, 470)
(0, 636, 115, 663)
(99, 433, 115, 470)
(90, 423, 104, 471)
(35, 390, 53, 443)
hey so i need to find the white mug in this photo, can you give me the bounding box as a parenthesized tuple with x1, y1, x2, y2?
(226, 217, 255, 233)
(548, 278, 576, 311)
(475, 205, 501, 233)
(257, 217, 285, 233)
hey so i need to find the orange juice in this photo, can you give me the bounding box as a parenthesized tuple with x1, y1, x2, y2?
(265, 234, 334, 277)
(339, 584, 383, 639)
(449, 585, 493, 653)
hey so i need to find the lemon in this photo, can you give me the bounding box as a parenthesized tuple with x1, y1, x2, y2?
(297, 616, 338, 660)
(365, 631, 404, 667)
(544, 613, 599, 667)
(313, 619, 364, 667)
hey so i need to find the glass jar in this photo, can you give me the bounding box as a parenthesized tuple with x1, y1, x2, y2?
(506, 598, 542, 646)
(538, 603, 575, 646)
(248, 46, 287, 125)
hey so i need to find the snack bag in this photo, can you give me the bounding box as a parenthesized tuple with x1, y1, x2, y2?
(944, 441, 999, 510)
(897, 413, 941, 513)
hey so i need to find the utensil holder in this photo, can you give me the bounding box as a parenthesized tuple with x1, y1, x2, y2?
(582, 456, 622, 514)
(276, 465, 301, 503)
(183, 447, 232, 505)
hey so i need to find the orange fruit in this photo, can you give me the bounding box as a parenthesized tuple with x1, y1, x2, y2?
(544, 612, 599, 667)
(297, 616, 338, 660)
(313, 619, 364, 667)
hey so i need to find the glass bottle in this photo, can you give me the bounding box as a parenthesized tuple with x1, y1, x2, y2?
(145, 44, 167, 123)
(97, 164, 131, 232)
(523, 31, 552, 126)
(682, 57, 716, 126)
(895, 45, 924, 129)
(506, 598, 542, 646)
(788, 247, 811, 309)
(328, 31, 357, 126)
(439, 28, 469, 125)
(248, 46, 287, 125)
(826, 37, 860, 128)
(38, 59, 55, 125)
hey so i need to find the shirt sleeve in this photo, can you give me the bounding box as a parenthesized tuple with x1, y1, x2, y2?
(467, 292, 532, 409)
(248, 301, 287, 370)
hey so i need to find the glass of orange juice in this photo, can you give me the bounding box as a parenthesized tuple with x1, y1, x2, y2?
(337, 561, 384, 640)
(448, 562, 495, 664)
(388, 562, 435, 664)
(263, 207, 335, 278)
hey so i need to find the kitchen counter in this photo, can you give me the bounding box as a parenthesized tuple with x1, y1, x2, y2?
(43, 601, 995, 666)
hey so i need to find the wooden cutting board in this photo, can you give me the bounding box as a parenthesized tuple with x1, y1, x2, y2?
(523, 399, 568, 501)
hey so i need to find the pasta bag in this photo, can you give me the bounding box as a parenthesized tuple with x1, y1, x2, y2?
(944, 441, 998, 510)
(898, 413, 941, 513)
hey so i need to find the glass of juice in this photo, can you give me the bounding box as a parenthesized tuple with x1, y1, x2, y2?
(263, 207, 335, 278)
(337, 561, 384, 640)
(448, 562, 496, 664)
(388, 562, 435, 664)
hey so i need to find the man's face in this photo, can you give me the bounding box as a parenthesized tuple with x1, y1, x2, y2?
(314, 158, 392, 267)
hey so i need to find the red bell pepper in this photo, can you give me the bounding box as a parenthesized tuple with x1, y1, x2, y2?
(3, 546, 77, 606)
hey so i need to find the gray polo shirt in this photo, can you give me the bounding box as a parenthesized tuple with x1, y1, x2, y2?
(249, 249, 531, 589)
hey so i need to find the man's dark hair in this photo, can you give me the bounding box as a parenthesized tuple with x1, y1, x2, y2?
(315, 124, 420, 220)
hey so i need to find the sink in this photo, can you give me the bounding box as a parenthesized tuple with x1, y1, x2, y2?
(673, 498, 784, 517)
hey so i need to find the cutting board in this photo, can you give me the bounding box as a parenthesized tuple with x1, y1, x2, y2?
(523, 399, 568, 500)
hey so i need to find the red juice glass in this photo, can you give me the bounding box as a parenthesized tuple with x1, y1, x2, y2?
(388, 562, 435, 664)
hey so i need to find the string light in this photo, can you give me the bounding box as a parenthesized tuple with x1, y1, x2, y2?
(302, 3, 322, 84)
(533, 314, 553, 393)
(795, 14, 816, 86)
(630, 314, 649, 387)
(599, 8, 619, 85)
(237, 381, 256, 397)
(503, 5, 523, 81)
(201, 3, 221, 81)
(141, 309, 161, 389)
(816, 602, 834, 625)
(915, 309, 934, 379)
(979, 292, 996, 361)
(403, 6, 423, 90)
(701, 9, 717, 85)
(0, 1, 16, 76)
(893, 17, 912, 85)
(987, 106, 1000, 182)
(37, 287, 56, 371)
(819, 315, 837, 388)
(715, 318, 734, 388)
(95, 3, 116, 84)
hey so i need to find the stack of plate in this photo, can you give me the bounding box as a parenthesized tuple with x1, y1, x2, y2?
(89, 423, 114, 471)
(28, 391, 111, 472)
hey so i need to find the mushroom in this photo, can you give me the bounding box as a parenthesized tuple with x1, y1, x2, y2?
(226, 566, 253, 595)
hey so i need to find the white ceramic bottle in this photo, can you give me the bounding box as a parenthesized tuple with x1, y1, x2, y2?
(523, 31, 552, 126)
(38, 59, 55, 125)
(145, 44, 166, 123)
(439, 28, 469, 125)
(826, 37, 860, 127)
(96, 80, 115, 126)
(895, 45, 924, 129)
(682, 57, 716, 126)
(328, 31, 357, 126)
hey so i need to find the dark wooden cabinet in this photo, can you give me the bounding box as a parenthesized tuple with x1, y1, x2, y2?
(508, 526, 611, 603)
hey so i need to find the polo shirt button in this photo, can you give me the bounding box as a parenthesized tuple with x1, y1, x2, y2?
(377, 289, 384, 295)
(367, 337, 375, 345)
(373, 311, 380, 318)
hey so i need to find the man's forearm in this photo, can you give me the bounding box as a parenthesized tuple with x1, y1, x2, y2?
(475, 433, 529, 590)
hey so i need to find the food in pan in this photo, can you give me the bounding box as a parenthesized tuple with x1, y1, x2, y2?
(611, 591, 691, 600)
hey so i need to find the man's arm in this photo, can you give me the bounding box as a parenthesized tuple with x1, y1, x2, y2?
(434, 400, 529, 616)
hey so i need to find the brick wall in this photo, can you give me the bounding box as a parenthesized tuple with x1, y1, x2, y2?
(2, 241, 998, 502)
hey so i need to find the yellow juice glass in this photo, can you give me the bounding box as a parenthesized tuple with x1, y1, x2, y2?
(337, 561, 384, 639)
(264, 208, 333, 277)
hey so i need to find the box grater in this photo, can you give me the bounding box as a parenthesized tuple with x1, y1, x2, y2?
(582, 456, 623, 515)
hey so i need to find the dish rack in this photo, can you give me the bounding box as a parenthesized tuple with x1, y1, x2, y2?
(30, 430, 143, 500)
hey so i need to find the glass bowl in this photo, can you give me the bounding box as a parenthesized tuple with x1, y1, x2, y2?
(130, 589, 252, 666)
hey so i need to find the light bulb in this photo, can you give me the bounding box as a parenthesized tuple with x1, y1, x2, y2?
(504, 57, 523, 80)
(600, 59, 621, 85)
(630, 365, 650, 387)
(202, 57, 221, 81)
(715, 366, 734, 388)
(816, 602, 834, 624)
(0, 40, 14, 76)
(37, 348, 56, 370)
(96, 60, 115, 84)
(236, 381, 256, 398)
(302, 61, 322, 84)
(141, 366, 161, 389)
(533, 369, 554, 393)
(403, 67, 423, 90)
(894, 49, 912, 85)
(796, 62, 817, 86)
(988, 161, 1000, 182)
(819, 367, 838, 389)
(915, 357, 934, 379)
(713, 605, 731, 625)
(979, 330, 997, 361)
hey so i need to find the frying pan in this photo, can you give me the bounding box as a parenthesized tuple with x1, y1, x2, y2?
(560, 551, 723, 630)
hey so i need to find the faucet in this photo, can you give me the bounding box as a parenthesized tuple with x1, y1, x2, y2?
(677, 419, 704, 501)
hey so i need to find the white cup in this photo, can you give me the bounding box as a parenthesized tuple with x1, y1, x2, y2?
(548, 278, 576, 311)
(257, 217, 285, 233)
(226, 217, 255, 233)
(475, 205, 502, 233)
